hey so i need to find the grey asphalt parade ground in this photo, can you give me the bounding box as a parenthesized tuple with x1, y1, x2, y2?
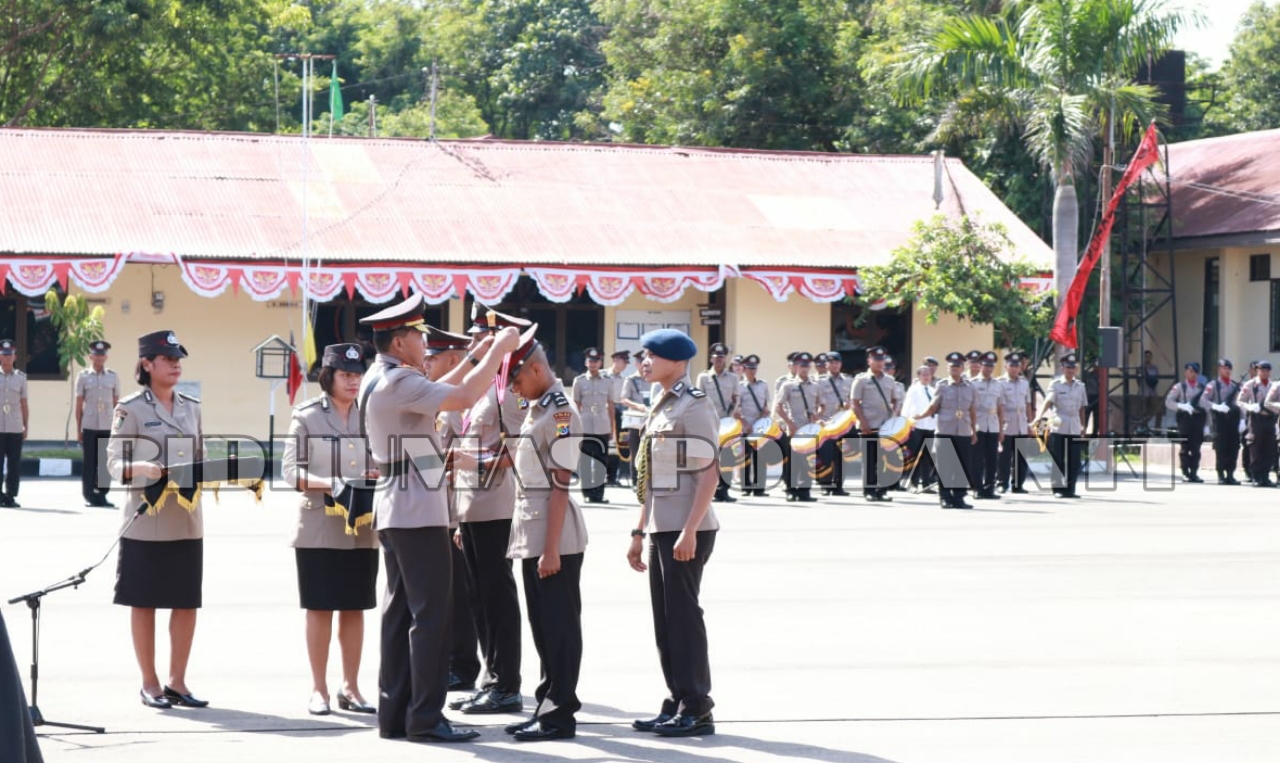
(3, 458, 1280, 763)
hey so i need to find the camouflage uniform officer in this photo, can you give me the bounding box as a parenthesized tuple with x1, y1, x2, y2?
(921, 352, 977, 509)
(1034, 353, 1088, 499)
(695, 342, 739, 503)
(572, 348, 617, 504)
(76, 339, 121, 507)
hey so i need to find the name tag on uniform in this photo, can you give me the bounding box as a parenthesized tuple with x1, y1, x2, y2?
(145, 421, 163, 427)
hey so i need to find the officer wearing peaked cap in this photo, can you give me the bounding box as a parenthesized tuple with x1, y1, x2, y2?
(965, 350, 983, 381)
(628, 328, 720, 737)
(0, 338, 27, 508)
(1236, 360, 1278, 487)
(572, 347, 617, 504)
(77, 339, 121, 507)
(920, 352, 977, 509)
(774, 352, 798, 395)
(996, 352, 1034, 494)
(773, 352, 823, 502)
(696, 342, 739, 503)
(737, 354, 772, 496)
(1034, 353, 1088, 498)
(969, 351, 1002, 500)
(852, 346, 901, 502)
(357, 293, 519, 743)
(603, 350, 632, 487)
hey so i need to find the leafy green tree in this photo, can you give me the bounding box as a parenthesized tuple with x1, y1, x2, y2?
(892, 0, 1197, 328)
(333, 95, 490, 139)
(597, 0, 863, 150)
(857, 215, 1055, 355)
(1206, 0, 1280, 134)
(44, 291, 106, 445)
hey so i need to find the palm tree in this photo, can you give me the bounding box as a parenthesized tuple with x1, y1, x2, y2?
(893, 0, 1198, 352)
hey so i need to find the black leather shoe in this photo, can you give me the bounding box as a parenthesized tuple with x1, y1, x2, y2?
(653, 712, 715, 737)
(796, 494, 818, 503)
(337, 691, 376, 714)
(407, 721, 480, 743)
(140, 689, 172, 709)
(448, 690, 485, 710)
(505, 718, 536, 735)
(101, 498, 116, 508)
(954, 501, 973, 509)
(460, 690, 522, 714)
(830, 488, 851, 497)
(1188, 474, 1204, 483)
(163, 685, 209, 708)
(632, 712, 674, 732)
(1011, 487, 1029, 494)
(447, 672, 475, 691)
(720, 494, 737, 503)
(513, 720, 575, 741)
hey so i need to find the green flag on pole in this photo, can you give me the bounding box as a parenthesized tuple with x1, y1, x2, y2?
(329, 61, 343, 126)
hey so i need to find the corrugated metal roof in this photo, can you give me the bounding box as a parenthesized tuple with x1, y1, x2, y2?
(1167, 128, 1280, 241)
(0, 128, 1052, 268)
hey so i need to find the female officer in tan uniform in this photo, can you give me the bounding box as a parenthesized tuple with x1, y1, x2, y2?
(282, 344, 378, 716)
(107, 330, 209, 710)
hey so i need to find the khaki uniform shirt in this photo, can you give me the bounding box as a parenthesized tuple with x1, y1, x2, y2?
(644, 378, 720, 534)
(851, 372, 900, 430)
(1045, 377, 1088, 436)
(454, 387, 525, 524)
(572, 373, 615, 435)
(281, 395, 377, 550)
(0, 369, 26, 434)
(76, 368, 121, 431)
(360, 353, 450, 530)
(933, 377, 976, 437)
(738, 378, 772, 423)
(621, 371, 649, 408)
(971, 376, 1002, 433)
(998, 376, 1032, 436)
(107, 388, 203, 541)
(816, 373, 851, 420)
(696, 368, 739, 419)
(773, 374, 794, 396)
(774, 377, 822, 427)
(508, 382, 588, 559)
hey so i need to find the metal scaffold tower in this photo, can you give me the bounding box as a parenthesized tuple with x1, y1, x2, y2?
(1114, 138, 1180, 437)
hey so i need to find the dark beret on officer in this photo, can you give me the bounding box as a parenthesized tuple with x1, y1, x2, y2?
(641, 329, 698, 362)
(1259, 361, 1273, 370)
(323, 343, 366, 374)
(1218, 358, 1232, 368)
(1184, 361, 1201, 374)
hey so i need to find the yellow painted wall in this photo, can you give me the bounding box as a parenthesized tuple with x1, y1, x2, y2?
(724, 279, 831, 383)
(910, 309, 993, 370)
(29, 264, 312, 442)
(1220, 247, 1278, 368)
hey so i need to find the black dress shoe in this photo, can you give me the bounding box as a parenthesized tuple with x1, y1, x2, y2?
(796, 494, 818, 503)
(337, 691, 376, 713)
(448, 689, 485, 710)
(653, 712, 715, 737)
(1011, 487, 1029, 494)
(513, 720, 575, 741)
(830, 488, 851, 497)
(1188, 474, 1204, 483)
(447, 672, 475, 691)
(632, 712, 674, 732)
(954, 501, 973, 509)
(460, 689, 522, 714)
(505, 718, 536, 735)
(163, 685, 209, 708)
(101, 499, 116, 508)
(407, 721, 480, 743)
(719, 494, 737, 503)
(140, 689, 172, 709)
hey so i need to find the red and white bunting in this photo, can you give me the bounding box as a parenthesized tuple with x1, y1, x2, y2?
(740, 269, 860, 303)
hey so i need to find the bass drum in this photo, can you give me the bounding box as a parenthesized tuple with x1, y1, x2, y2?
(790, 422, 823, 455)
(747, 417, 781, 449)
(718, 417, 743, 447)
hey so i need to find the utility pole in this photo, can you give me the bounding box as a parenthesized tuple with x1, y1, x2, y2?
(1098, 105, 1115, 441)
(425, 61, 439, 141)
(368, 95, 377, 138)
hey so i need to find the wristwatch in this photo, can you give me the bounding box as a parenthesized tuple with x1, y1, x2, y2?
(630, 528, 646, 538)
(465, 353, 480, 367)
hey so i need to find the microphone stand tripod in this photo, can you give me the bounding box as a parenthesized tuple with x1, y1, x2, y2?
(6, 506, 146, 734)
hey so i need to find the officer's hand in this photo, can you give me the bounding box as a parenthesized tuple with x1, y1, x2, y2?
(627, 535, 647, 572)
(970, 433, 978, 445)
(453, 529, 463, 551)
(538, 551, 561, 578)
(134, 462, 164, 481)
(77, 431, 83, 444)
(673, 530, 697, 562)
(494, 326, 521, 355)
(998, 433, 1005, 444)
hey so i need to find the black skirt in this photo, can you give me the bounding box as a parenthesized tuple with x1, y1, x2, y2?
(114, 538, 203, 609)
(295, 548, 379, 611)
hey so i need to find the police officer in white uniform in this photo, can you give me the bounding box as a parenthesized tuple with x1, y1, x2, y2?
(996, 352, 1034, 494)
(0, 339, 28, 508)
(572, 348, 616, 504)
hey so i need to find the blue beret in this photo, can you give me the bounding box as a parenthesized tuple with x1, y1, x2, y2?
(641, 329, 698, 361)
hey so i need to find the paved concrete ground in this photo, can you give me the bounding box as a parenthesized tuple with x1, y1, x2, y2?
(2, 470, 1278, 763)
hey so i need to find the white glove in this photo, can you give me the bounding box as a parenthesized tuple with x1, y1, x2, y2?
(1211, 403, 1229, 414)
(1243, 402, 1261, 414)
(1176, 402, 1194, 414)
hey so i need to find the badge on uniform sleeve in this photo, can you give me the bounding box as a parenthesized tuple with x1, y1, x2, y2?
(553, 410, 572, 437)
(518, 396, 529, 410)
(112, 411, 127, 432)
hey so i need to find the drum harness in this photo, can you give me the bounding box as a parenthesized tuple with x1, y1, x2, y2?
(744, 380, 765, 420)
(711, 373, 730, 417)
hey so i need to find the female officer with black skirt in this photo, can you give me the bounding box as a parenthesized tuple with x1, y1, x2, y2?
(107, 330, 209, 710)
(282, 343, 379, 716)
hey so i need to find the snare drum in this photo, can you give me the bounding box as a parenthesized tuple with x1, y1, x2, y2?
(621, 411, 646, 430)
(718, 417, 743, 447)
(878, 416, 913, 450)
(790, 422, 823, 454)
(820, 410, 858, 446)
(747, 417, 781, 449)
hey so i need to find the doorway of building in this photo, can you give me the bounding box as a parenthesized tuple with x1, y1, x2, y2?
(830, 302, 912, 380)
(469, 277, 604, 384)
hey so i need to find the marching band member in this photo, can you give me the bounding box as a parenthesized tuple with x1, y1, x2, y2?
(1034, 354, 1088, 499)
(696, 343, 739, 503)
(851, 347, 901, 503)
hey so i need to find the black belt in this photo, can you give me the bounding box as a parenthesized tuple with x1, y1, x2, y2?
(379, 455, 444, 478)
